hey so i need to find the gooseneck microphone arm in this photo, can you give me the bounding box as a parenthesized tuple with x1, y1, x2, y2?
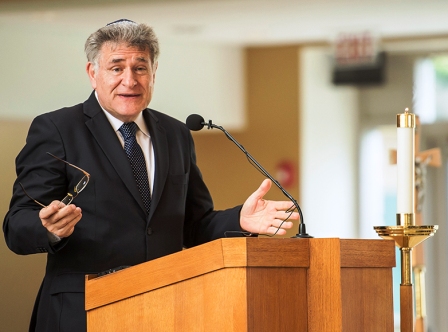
(187, 115, 311, 238)
(207, 121, 302, 217)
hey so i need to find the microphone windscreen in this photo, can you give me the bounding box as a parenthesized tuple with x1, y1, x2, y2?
(186, 114, 205, 131)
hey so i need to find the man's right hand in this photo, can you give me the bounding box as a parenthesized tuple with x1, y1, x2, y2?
(39, 201, 82, 238)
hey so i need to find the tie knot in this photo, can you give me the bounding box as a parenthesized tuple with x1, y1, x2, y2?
(119, 122, 138, 139)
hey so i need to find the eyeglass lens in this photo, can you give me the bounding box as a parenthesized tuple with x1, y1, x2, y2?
(75, 175, 89, 194)
(59, 175, 89, 207)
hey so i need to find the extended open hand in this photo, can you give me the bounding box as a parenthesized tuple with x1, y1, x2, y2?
(240, 179, 299, 235)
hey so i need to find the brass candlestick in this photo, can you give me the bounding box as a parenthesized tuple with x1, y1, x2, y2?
(374, 109, 438, 332)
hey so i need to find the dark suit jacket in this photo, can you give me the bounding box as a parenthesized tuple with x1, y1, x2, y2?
(3, 92, 243, 331)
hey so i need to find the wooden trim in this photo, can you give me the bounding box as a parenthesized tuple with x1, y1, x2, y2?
(340, 239, 396, 268)
(307, 238, 343, 332)
(245, 238, 310, 267)
(401, 285, 414, 332)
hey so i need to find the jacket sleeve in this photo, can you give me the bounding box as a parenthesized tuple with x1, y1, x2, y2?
(3, 114, 70, 255)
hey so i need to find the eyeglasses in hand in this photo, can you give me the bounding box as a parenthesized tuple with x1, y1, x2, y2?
(19, 152, 90, 208)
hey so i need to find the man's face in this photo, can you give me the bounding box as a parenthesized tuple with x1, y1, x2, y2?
(86, 42, 157, 122)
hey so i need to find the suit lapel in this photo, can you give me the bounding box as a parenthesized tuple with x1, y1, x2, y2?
(83, 92, 147, 214)
(143, 109, 169, 221)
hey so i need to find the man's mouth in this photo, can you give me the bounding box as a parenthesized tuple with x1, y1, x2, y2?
(118, 93, 140, 98)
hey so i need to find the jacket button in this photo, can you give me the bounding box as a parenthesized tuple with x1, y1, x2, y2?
(147, 227, 152, 235)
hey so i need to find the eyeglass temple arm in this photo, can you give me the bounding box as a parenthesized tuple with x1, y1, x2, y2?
(19, 182, 47, 208)
(46, 152, 90, 177)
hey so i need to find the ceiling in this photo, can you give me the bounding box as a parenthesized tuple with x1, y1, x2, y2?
(1, 0, 448, 46)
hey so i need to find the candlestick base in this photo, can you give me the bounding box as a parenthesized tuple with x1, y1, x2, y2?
(374, 224, 437, 332)
(374, 225, 438, 249)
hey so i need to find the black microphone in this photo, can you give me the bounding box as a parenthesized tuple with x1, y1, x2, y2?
(185, 114, 312, 238)
(186, 114, 207, 131)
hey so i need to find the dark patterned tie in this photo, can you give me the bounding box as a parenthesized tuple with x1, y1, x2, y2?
(118, 122, 151, 213)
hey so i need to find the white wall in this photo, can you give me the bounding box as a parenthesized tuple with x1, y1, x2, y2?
(0, 21, 245, 129)
(151, 41, 245, 128)
(299, 47, 359, 238)
(0, 22, 90, 120)
(423, 131, 448, 332)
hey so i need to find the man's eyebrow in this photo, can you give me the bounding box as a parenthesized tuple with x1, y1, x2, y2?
(110, 58, 125, 64)
(135, 57, 149, 63)
(109, 57, 149, 64)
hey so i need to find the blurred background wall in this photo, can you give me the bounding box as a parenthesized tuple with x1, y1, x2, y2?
(1, 0, 448, 331)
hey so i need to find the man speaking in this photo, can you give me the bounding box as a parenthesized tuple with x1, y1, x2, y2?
(3, 19, 297, 331)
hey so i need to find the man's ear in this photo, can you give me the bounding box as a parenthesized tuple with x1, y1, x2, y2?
(152, 61, 158, 83)
(86, 62, 97, 89)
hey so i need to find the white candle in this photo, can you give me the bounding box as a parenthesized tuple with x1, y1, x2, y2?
(396, 109, 415, 215)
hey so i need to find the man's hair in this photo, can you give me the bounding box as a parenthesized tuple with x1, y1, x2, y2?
(85, 20, 159, 68)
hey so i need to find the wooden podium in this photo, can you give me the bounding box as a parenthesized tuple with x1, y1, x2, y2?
(85, 238, 395, 331)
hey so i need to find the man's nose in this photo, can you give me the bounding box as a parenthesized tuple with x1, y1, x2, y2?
(122, 69, 137, 87)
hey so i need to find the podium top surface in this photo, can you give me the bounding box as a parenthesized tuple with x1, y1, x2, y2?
(85, 238, 395, 311)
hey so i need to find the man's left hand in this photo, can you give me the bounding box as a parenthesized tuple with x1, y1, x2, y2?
(240, 179, 299, 235)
